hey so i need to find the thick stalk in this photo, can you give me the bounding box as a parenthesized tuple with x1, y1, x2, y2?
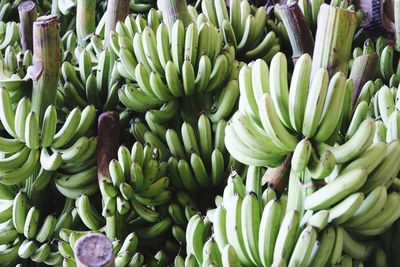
(104, 0, 130, 47)
(28, 15, 60, 124)
(157, 0, 191, 30)
(349, 53, 378, 104)
(277, 2, 314, 63)
(311, 4, 357, 78)
(18, 1, 37, 52)
(97, 112, 119, 183)
(76, 0, 96, 47)
(262, 154, 292, 197)
(97, 112, 120, 240)
(74, 233, 115, 267)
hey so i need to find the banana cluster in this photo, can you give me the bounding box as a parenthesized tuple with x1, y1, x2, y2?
(100, 141, 200, 255)
(98, 142, 172, 224)
(184, 163, 400, 266)
(0, 193, 82, 266)
(59, 50, 120, 112)
(112, 15, 236, 111)
(226, 52, 367, 167)
(0, 89, 97, 198)
(191, 0, 280, 62)
(131, 114, 244, 193)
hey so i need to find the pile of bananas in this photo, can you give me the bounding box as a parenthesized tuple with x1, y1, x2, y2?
(185, 163, 400, 266)
(2, 0, 400, 266)
(110, 12, 238, 111)
(193, 0, 281, 62)
(131, 112, 246, 195)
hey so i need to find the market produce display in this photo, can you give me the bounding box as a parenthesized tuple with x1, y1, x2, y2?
(0, 0, 399, 266)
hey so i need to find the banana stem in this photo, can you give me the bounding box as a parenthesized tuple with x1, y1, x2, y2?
(311, 4, 357, 78)
(262, 153, 292, 197)
(157, 0, 191, 30)
(104, 0, 130, 47)
(74, 233, 115, 267)
(349, 53, 378, 105)
(276, 2, 314, 64)
(18, 1, 37, 52)
(28, 15, 61, 124)
(97, 111, 119, 183)
(76, 0, 96, 47)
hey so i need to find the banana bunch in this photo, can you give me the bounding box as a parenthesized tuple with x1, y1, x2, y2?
(96, 142, 172, 222)
(184, 166, 399, 266)
(0, 194, 80, 265)
(165, 116, 239, 191)
(131, 114, 244, 193)
(0, 90, 98, 197)
(59, 51, 120, 112)
(191, 0, 280, 62)
(115, 18, 235, 111)
(226, 52, 371, 169)
(108, 9, 162, 54)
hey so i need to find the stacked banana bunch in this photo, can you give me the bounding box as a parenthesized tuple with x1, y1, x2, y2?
(112, 14, 237, 111)
(215, 50, 400, 265)
(131, 113, 244, 194)
(226, 52, 354, 166)
(0, 89, 98, 197)
(185, 162, 400, 266)
(59, 50, 120, 112)
(188, 0, 281, 62)
(3, 0, 400, 265)
(101, 142, 173, 225)
(0, 195, 83, 265)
